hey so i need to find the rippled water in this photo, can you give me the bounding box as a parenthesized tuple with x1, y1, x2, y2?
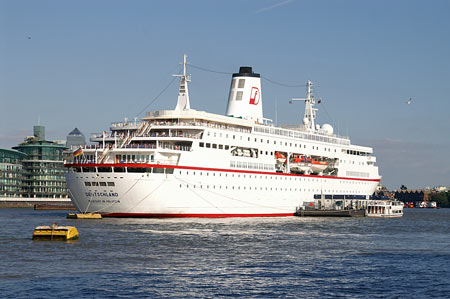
(1, 208, 449, 298)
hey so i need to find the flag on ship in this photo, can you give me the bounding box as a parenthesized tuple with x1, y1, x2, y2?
(73, 147, 83, 157)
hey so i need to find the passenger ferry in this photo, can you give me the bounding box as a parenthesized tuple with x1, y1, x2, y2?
(64, 55, 381, 217)
(366, 200, 404, 217)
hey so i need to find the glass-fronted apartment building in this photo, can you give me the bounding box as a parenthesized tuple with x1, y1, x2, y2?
(0, 149, 27, 197)
(12, 126, 68, 198)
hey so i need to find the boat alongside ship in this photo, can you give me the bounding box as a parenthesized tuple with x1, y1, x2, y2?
(366, 199, 404, 217)
(64, 55, 392, 218)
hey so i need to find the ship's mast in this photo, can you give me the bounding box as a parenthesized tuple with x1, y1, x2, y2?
(291, 80, 318, 131)
(174, 54, 191, 111)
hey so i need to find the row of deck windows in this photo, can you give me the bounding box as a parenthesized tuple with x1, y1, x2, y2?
(85, 181, 115, 187)
(72, 167, 173, 174)
(177, 183, 366, 194)
(199, 142, 230, 150)
(178, 170, 371, 185)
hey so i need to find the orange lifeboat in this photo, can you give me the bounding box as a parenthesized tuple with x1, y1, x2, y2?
(275, 152, 286, 163)
(290, 155, 312, 173)
(311, 159, 328, 173)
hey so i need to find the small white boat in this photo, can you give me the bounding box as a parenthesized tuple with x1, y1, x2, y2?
(366, 199, 403, 217)
(419, 201, 437, 208)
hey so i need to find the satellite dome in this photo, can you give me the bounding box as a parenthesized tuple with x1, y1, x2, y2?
(322, 124, 334, 135)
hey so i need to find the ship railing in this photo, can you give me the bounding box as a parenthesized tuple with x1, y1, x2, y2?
(66, 159, 178, 165)
(117, 159, 177, 165)
(78, 143, 191, 152)
(253, 125, 350, 146)
(134, 132, 201, 139)
(158, 143, 191, 152)
(110, 121, 143, 130)
(144, 120, 251, 134)
(108, 118, 252, 136)
(123, 144, 157, 149)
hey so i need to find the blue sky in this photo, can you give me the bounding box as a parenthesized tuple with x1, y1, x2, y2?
(1, 0, 449, 189)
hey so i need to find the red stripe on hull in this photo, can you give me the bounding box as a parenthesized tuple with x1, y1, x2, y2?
(102, 213, 295, 218)
(66, 163, 381, 182)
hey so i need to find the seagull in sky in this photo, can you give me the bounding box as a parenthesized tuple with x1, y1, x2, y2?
(406, 98, 412, 105)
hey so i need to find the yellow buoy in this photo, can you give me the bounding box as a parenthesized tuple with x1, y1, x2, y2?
(67, 213, 102, 219)
(32, 223, 79, 241)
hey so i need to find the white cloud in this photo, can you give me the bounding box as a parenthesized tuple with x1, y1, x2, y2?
(255, 0, 294, 14)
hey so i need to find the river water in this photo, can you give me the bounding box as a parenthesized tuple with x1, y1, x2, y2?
(0, 208, 449, 298)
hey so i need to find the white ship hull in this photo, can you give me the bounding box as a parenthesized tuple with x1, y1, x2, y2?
(66, 164, 378, 217)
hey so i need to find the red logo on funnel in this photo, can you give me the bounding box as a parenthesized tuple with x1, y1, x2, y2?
(249, 87, 260, 105)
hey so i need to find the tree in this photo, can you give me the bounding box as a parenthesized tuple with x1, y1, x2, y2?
(400, 184, 408, 190)
(430, 192, 449, 208)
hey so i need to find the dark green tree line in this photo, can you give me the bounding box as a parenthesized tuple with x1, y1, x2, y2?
(430, 191, 450, 208)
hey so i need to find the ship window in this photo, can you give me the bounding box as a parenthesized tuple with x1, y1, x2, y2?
(236, 91, 243, 101)
(114, 167, 125, 173)
(98, 167, 112, 173)
(206, 143, 211, 148)
(199, 142, 204, 147)
(225, 145, 229, 150)
(232, 79, 237, 88)
(165, 168, 174, 174)
(153, 168, 164, 174)
(85, 182, 91, 186)
(92, 182, 99, 186)
(107, 182, 115, 186)
(229, 91, 235, 102)
(212, 144, 217, 149)
(219, 144, 223, 149)
(238, 79, 245, 88)
(100, 182, 107, 186)
(128, 167, 146, 173)
(74, 167, 81, 172)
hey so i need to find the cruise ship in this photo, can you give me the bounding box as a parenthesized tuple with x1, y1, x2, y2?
(64, 55, 381, 217)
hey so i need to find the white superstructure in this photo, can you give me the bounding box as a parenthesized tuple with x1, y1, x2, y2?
(65, 55, 381, 217)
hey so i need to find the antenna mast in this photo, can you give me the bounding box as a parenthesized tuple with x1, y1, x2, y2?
(290, 80, 318, 131)
(174, 54, 191, 111)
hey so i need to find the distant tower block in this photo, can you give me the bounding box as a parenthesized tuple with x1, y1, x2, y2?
(66, 128, 86, 150)
(34, 125, 45, 141)
(226, 66, 263, 122)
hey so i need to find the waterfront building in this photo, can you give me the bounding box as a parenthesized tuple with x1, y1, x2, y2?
(13, 125, 68, 198)
(0, 149, 27, 197)
(66, 128, 86, 150)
